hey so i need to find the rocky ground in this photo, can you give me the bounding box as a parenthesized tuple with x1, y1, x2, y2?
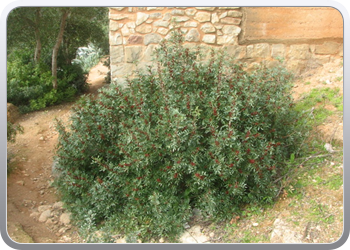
(6, 57, 343, 244)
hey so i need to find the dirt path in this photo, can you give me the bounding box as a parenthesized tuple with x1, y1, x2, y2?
(6, 62, 109, 243)
(6, 58, 343, 244)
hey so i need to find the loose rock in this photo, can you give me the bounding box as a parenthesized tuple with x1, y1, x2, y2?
(38, 210, 52, 223)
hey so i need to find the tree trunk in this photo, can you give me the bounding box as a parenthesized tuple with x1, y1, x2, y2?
(52, 9, 69, 90)
(33, 8, 41, 63)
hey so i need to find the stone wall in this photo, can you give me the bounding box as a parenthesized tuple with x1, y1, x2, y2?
(109, 7, 343, 83)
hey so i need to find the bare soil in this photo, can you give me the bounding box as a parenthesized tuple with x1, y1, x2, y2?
(6, 58, 343, 244)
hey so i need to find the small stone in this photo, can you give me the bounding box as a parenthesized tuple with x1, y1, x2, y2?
(38, 210, 52, 223)
(53, 201, 64, 210)
(38, 205, 52, 213)
(324, 143, 334, 153)
(40, 190, 45, 195)
(136, 12, 149, 26)
(209, 232, 215, 238)
(60, 213, 71, 225)
(16, 180, 24, 186)
(39, 137, 44, 141)
(58, 227, 67, 234)
(159, 237, 164, 243)
(253, 223, 259, 227)
(194, 12, 211, 22)
(116, 238, 126, 243)
(30, 212, 40, 219)
(184, 222, 190, 229)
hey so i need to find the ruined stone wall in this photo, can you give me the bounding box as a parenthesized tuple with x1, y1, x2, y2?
(109, 7, 343, 84)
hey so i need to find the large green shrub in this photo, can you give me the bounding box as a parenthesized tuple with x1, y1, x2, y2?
(54, 31, 306, 241)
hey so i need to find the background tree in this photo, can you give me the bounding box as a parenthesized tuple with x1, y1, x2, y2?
(52, 8, 70, 90)
(7, 7, 109, 112)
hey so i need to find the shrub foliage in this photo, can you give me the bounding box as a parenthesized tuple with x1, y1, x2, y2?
(55, 31, 305, 241)
(7, 49, 88, 113)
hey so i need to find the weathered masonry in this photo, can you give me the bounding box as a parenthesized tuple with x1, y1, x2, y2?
(109, 7, 343, 84)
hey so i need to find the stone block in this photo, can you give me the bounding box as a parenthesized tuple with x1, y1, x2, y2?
(109, 20, 120, 31)
(185, 9, 197, 16)
(172, 16, 190, 22)
(127, 35, 144, 45)
(157, 28, 169, 35)
(136, 12, 149, 26)
(154, 20, 170, 27)
(246, 43, 270, 58)
(144, 33, 163, 45)
(144, 44, 159, 61)
(135, 24, 153, 34)
(111, 63, 134, 77)
(109, 14, 129, 21)
(163, 13, 172, 21)
(220, 17, 241, 25)
(185, 29, 200, 42)
(121, 25, 131, 36)
(225, 45, 246, 59)
(202, 35, 216, 44)
(227, 11, 243, 18)
(201, 23, 216, 33)
(222, 25, 241, 36)
(150, 13, 162, 19)
(110, 32, 123, 45)
(194, 12, 211, 22)
(195, 7, 216, 11)
(110, 7, 125, 11)
(218, 7, 240, 9)
(315, 41, 342, 55)
(288, 44, 311, 60)
(184, 21, 198, 28)
(147, 7, 164, 10)
(211, 13, 219, 24)
(271, 44, 286, 58)
(125, 46, 143, 63)
(217, 35, 236, 45)
(110, 46, 125, 63)
(172, 9, 185, 15)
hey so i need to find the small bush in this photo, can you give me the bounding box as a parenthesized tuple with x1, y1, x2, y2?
(54, 31, 307, 241)
(7, 49, 88, 113)
(72, 43, 104, 74)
